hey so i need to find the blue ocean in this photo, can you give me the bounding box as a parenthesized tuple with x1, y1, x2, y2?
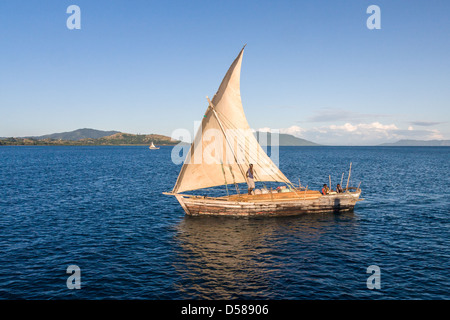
(0, 146, 449, 299)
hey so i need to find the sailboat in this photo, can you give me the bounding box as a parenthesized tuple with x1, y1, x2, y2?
(149, 142, 159, 150)
(164, 46, 362, 216)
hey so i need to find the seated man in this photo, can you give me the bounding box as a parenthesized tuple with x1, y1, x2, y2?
(321, 184, 329, 195)
(336, 183, 343, 193)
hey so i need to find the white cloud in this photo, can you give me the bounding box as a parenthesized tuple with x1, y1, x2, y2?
(424, 129, 443, 140)
(279, 125, 306, 136)
(328, 122, 398, 136)
(257, 127, 272, 133)
(261, 121, 445, 145)
(316, 122, 399, 144)
(330, 123, 357, 132)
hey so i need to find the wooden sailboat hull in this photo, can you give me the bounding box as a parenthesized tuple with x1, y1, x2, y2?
(174, 190, 362, 217)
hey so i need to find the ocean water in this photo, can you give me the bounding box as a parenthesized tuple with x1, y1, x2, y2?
(0, 146, 448, 300)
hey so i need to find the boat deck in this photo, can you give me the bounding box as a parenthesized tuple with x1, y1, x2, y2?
(224, 189, 322, 202)
(178, 189, 325, 203)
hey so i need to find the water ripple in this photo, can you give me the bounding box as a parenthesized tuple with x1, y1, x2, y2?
(0, 146, 449, 299)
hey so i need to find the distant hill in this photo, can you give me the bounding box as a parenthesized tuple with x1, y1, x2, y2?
(0, 129, 179, 146)
(30, 128, 120, 141)
(88, 132, 178, 145)
(255, 131, 320, 146)
(379, 139, 450, 147)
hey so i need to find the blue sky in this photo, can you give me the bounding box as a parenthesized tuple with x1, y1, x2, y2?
(1, 0, 449, 145)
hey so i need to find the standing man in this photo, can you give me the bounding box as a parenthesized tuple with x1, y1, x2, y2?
(246, 164, 255, 195)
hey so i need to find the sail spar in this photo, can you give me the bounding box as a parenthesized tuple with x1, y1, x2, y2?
(172, 46, 292, 194)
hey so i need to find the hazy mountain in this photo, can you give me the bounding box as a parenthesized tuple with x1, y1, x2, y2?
(30, 128, 121, 141)
(255, 131, 320, 146)
(379, 139, 450, 147)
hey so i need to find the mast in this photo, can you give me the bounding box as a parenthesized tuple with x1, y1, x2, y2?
(346, 162, 352, 191)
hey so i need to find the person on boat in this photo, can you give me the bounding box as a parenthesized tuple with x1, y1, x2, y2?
(336, 183, 343, 193)
(322, 184, 329, 195)
(246, 164, 255, 195)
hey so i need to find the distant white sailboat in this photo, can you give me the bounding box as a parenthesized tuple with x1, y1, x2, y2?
(149, 142, 159, 150)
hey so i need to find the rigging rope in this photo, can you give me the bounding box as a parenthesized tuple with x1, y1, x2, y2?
(220, 161, 229, 196)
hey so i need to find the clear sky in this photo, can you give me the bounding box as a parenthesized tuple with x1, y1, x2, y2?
(1, 0, 449, 145)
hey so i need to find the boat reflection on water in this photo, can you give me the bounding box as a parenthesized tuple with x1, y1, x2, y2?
(172, 213, 359, 299)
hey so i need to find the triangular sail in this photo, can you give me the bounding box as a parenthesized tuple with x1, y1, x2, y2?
(172, 47, 291, 194)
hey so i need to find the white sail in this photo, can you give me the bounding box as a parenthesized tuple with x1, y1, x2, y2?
(172, 47, 291, 194)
